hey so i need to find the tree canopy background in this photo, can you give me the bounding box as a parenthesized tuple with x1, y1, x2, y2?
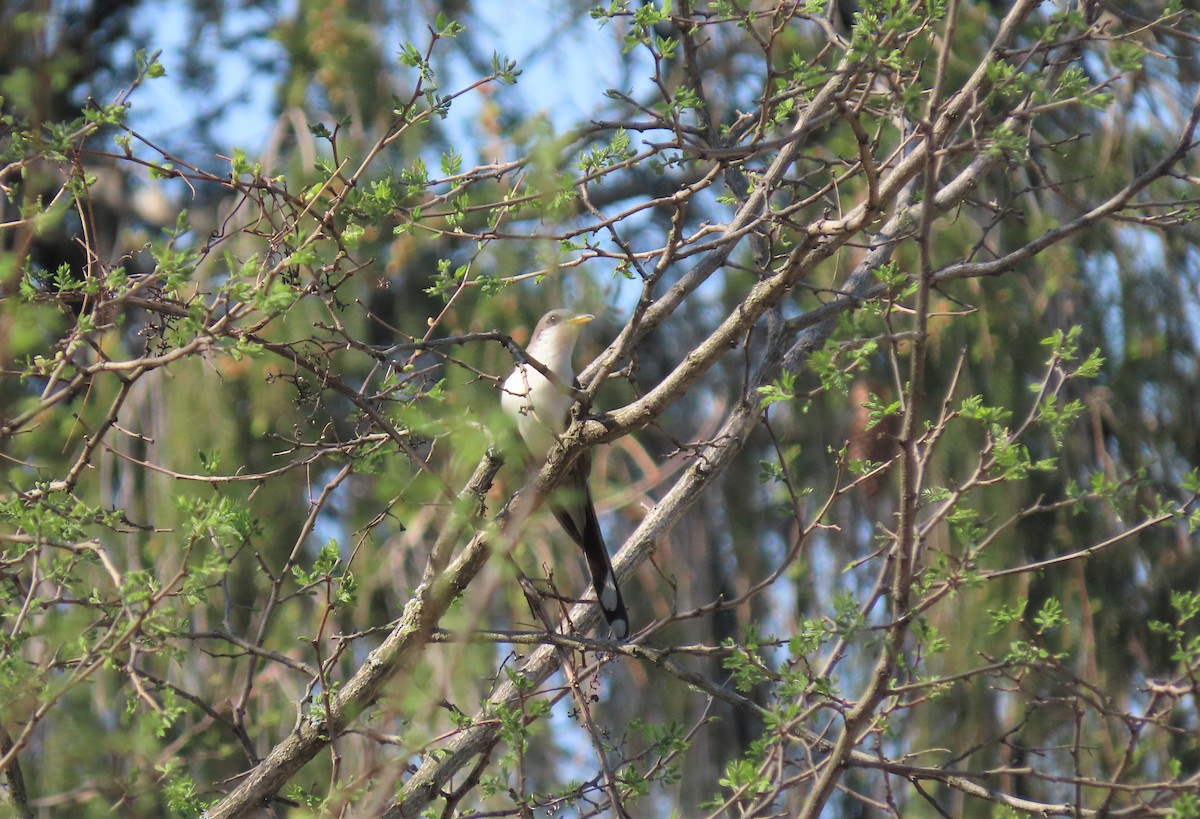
(2, 1, 1200, 816)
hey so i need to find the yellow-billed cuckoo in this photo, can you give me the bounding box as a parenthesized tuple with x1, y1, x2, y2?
(501, 309, 630, 640)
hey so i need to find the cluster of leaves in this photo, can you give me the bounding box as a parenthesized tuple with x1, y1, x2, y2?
(1, 2, 1199, 818)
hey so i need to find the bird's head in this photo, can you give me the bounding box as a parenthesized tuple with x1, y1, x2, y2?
(528, 309, 594, 359)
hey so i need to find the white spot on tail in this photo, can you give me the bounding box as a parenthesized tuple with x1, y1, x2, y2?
(601, 584, 620, 611)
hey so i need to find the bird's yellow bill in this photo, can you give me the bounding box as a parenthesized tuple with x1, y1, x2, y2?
(566, 314, 595, 326)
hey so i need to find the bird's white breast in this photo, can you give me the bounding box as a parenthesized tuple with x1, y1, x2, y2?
(501, 363, 570, 461)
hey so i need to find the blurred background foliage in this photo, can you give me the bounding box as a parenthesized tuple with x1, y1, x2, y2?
(2, 0, 1199, 816)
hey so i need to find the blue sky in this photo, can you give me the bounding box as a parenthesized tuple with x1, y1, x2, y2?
(127, 1, 653, 161)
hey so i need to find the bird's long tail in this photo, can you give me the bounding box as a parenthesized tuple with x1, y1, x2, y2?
(550, 478, 630, 641)
(578, 500, 629, 640)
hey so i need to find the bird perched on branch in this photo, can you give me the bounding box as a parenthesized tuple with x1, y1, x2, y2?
(501, 309, 630, 640)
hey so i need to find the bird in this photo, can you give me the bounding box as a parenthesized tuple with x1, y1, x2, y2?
(500, 308, 630, 640)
